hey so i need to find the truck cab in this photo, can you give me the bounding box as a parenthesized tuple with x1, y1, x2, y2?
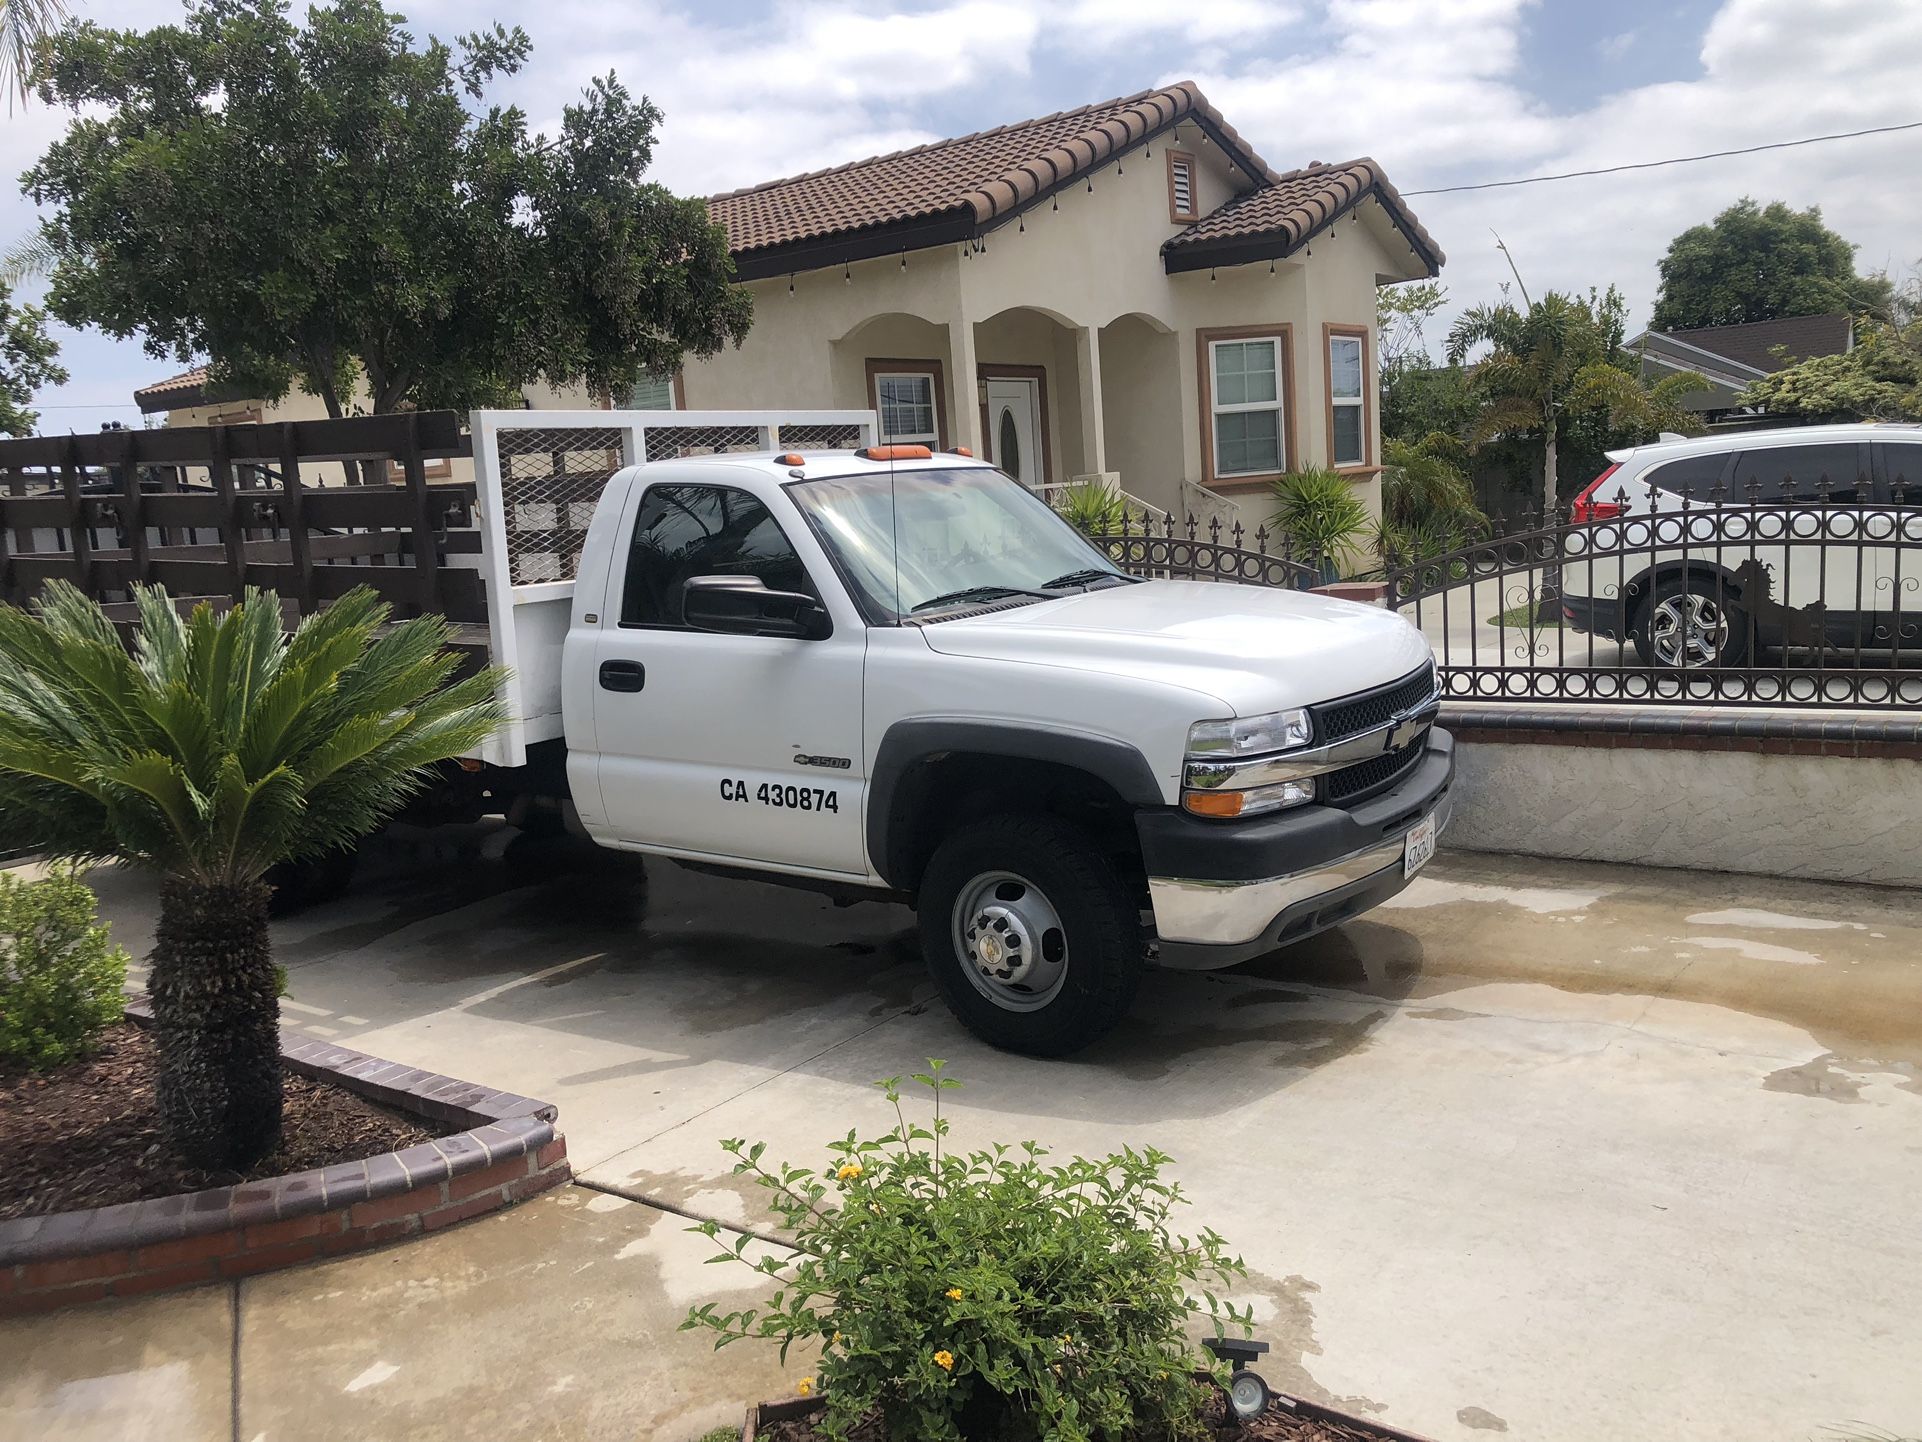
(558, 443, 1452, 1056)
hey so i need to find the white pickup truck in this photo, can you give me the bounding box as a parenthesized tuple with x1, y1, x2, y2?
(450, 411, 1453, 1055)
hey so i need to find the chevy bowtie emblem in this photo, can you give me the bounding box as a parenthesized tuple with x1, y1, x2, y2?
(1388, 711, 1432, 751)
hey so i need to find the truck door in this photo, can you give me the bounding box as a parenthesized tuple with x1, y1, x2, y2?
(587, 480, 869, 876)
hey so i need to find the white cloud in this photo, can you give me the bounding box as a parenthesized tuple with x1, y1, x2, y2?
(5, 0, 1919, 430)
(1055, 0, 1306, 50)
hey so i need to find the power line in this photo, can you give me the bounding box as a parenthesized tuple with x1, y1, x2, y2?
(1401, 120, 1922, 197)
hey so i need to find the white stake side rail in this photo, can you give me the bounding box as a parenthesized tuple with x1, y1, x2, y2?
(468, 409, 880, 767)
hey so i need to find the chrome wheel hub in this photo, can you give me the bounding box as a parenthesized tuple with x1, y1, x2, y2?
(1651, 593, 1728, 668)
(952, 871, 1069, 1012)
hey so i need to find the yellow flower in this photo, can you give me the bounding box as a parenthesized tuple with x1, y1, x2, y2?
(933, 1350, 955, 1372)
(797, 1377, 814, 1397)
(944, 1287, 964, 1301)
(836, 1162, 863, 1181)
(832, 1331, 844, 1346)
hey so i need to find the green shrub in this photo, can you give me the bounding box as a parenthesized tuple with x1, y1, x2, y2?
(1268, 467, 1372, 583)
(0, 865, 129, 1070)
(1056, 478, 1130, 535)
(683, 1063, 1251, 1442)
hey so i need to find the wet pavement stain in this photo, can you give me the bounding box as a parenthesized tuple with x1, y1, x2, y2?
(1763, 1054, 1867, 1103)
(1233, 1270, 1385, 1417)
(1092, 1009, 1388, 1083)
(1457, 1405, 1509, 1431)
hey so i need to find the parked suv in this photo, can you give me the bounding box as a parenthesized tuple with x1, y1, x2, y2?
(1560, 423, 1922, 667)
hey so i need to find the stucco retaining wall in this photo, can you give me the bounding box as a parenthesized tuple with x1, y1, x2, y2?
(1444, 704, 1922, 888)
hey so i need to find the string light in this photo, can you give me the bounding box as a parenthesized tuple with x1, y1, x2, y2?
(788, 274, 795, 294)
(900, 250, 907, 270)
(1018, 215, 1025, 232)
(1210, 268, 1216, 283)
(843, 261, 851, 283)
(1052, 195, 1058, 211)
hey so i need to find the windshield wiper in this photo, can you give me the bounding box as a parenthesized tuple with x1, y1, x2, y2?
(909, 585, 1056, 614)
(1040, 568, 1137, 590)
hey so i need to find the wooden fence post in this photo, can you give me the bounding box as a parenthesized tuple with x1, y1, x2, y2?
(278, 422, 316, 616)
(209, 424, 246, 601)
(401, 409, 442, 617)
(115, 429, 149, 593)
(61, 437, 93, 598)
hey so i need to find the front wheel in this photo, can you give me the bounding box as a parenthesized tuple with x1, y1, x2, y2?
(917, 814, 1143, 1057)
(1634, 574, 1750, 668)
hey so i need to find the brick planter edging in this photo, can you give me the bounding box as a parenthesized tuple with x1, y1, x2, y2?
(0, 1015, 571, 1315)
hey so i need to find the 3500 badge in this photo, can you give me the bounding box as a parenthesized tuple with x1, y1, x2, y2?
(720, 778, 840, 813)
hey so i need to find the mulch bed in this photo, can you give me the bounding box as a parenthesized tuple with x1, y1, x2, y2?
(0, 1023, 454, 1220)
(758, 1391, 1400, 1441)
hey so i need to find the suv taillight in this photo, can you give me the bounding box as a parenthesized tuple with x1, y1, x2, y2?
(1571, 463, 1623, 523)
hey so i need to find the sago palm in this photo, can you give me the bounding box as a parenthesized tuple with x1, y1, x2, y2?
(0, 583, 504, 1168)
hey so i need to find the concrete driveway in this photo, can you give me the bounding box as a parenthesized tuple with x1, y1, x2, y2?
(13, 831, 1922, 1442)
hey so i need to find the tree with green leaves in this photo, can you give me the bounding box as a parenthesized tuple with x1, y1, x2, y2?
(1651, 198, 1893, 331)
(0, 279, 63, 434)
(24, 0, 751, 417)
(0, 584, 504, 1168)
(1447, 286, 1703, 516)
(1376, 434, 1485, 564)
(0, 0, 64, 109)
(1741, 318, 1922, 422)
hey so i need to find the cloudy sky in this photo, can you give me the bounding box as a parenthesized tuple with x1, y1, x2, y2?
(4, 0, 1918, 433)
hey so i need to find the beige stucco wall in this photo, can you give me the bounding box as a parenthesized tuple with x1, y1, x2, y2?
(679, 115, 1419, 531)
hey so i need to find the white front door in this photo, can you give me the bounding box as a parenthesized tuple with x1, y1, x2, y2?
(985, 378, 1044, 487)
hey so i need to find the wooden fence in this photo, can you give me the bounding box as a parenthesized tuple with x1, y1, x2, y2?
(0, 412, 482, 626)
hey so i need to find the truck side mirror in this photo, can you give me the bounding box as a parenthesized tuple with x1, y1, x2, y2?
(682, 575, 831, 640)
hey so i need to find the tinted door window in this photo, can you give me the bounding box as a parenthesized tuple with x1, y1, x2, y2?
(620, 484, 814, 627)
(1731, 443, 1869, 502)
(1644, 453, 1731, 503)
(1876, 441, 1922, 502)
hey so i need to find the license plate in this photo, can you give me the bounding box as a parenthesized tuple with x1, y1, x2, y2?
(1403, 812, 1438, 877)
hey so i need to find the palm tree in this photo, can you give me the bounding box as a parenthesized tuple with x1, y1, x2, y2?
(0, 0, 66, 111)
(0, 583, 504, 1169)
(1376, 435, 1486, 564)
(1446, 290, 1702, 517)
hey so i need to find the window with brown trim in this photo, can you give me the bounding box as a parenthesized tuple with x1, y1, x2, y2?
(865, 357, 949, 448)
(1196, 325, 1294, 489)
(1167, 151, 1198, 223)
(1324, 326, 1370, 468)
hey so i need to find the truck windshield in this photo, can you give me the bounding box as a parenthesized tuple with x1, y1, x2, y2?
(787, 466, 1131, 622)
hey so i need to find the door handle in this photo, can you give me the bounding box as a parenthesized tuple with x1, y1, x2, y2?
(598, 659, 645, 693)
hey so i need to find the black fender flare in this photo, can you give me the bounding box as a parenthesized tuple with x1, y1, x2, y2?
(865, 719, 1165, 890)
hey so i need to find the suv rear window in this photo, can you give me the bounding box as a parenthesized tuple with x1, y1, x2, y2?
(1731, 442, 1869, 502)
(1878, 441, 1922, 501)
(1643, 453, 1729, 502)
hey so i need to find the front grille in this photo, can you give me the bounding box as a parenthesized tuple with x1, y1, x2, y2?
(1312, 663, 1435, 746)
(1322, 738, 1423, 807)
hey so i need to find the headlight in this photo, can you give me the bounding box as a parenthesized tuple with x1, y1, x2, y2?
(1185, 708, 1312, 758)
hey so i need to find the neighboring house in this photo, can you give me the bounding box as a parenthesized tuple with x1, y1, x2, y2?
(1627, 313, 1853, 427)
(135, 82, 1443, 529)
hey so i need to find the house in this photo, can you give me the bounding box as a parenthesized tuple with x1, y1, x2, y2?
(1627, 313, 1853, 427)
(136, 82, 1443, 529)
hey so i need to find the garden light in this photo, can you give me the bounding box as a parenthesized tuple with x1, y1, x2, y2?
(1205, 1337, 1273, 1425)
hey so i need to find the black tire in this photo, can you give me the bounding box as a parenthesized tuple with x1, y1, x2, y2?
(266, 844, 360, 917)
(1633, 572, 1750, 668)
(917, 813, 1142, 1057)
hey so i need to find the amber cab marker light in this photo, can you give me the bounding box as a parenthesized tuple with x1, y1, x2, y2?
(777, 453, 806, 467)
(950, 445, 974, 457)
(858, 444, 933, 461)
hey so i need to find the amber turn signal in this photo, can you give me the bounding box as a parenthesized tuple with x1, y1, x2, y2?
(1181, 790, 1245, 819)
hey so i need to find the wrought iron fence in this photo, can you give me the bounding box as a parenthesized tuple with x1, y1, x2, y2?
(1384, 470, 1922, 709)
(1083, 508, 1320, 590)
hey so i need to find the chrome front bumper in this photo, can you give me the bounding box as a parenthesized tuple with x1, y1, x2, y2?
(1149, 793, 1450, 957)
(1138, 726, 1455, 970)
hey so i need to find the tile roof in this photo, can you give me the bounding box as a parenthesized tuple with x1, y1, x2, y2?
(708, 82, 1278, 272)
(1161, 157, 1443, 271)
(1658, 314, 1851, 374)
(133, 365, 210, 412)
